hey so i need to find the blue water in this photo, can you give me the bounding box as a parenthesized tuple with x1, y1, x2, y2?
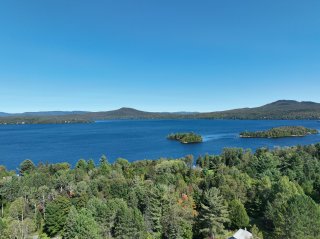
(1, 120, 320, 169)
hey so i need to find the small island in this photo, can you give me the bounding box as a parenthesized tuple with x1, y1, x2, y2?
(240, 126, 319, 138)
(167, 132, 203, 144)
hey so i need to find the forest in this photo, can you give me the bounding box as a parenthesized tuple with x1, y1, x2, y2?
(240, 126, 319, 138)
(1, 143, 320, 238)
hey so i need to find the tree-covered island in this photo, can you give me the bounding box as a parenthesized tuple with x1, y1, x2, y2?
(167, 132, 203, 144)
(240, 126, 319, 138)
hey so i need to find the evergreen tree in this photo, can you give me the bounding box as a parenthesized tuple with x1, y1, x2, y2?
(161, 203, 193, 239)
(114, 205, 146, 239)
(160, 187, 194, 239)
(87, 159, 95, 171)
(229, 199, 249, 229)
(145, 185, 163, 235)
(268, 194, 320, 239)
(44, 196, 71, 237)
(62, 206, 78, 239)
(251, 225, 264, 239)
(99, 154, 111, 174)
(88, 198, 126, 238)
(19, 159, 36, 175)
(198, 188, 229, 239)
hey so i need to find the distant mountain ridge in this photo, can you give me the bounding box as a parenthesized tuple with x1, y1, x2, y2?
(0, 112, 10, 117)
(0, 108, 197, 117)
(198, 100, 320, 120)
(0, 111, 89, 117)
(1, 100, 320, 124)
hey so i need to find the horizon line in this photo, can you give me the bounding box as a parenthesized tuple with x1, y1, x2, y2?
(1, 99, 318, 115)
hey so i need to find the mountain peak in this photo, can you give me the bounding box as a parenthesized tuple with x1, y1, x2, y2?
(268, 100, 299, 106)
(118, 107, 138, 111)
(114, 107, 144, 113)
(264, 100, 319, 108)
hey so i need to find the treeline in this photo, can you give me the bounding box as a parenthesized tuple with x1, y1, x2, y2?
(240, 126, 319, 138)
(0, 117, 92, 125)
(1, 144, 320, 238)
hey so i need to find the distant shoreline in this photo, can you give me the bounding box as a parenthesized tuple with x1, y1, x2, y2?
(1, 100, 320, 124)
(1, 118, 320, 125)
(240, 134, 309, 138)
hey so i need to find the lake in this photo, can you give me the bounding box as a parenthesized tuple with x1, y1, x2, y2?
(1, 120, 320, 169)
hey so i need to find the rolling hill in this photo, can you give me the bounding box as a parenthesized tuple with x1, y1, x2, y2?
(1, 100, 320, 124)
(197, 100, 320, 120)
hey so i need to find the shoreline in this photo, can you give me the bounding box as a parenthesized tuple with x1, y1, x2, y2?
(240, 134, 309, 139)
(1, 118, 320, 125)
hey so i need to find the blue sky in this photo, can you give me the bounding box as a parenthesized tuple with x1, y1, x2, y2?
(0, 0, 319, 113)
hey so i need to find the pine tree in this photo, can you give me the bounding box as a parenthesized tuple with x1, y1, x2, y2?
(114, 204, 146, 239)
(63, 206, 78, 239)
(229, 199, 249, 229)
(268, 194, 320, 239)
(44, 196, 71, 237)
(198, 188, 229, 239)
(160, 189, 194, 239)
(19, 159, 36, 175)
(251, 225, 264, 239)
(145, 185, 163, 235)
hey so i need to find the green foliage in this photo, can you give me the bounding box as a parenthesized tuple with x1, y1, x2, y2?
(198, 187, 229, 238)
(267, 194, 320, 239)
(99, 154, 112, 175)
(229, 199, 249, 229)
(19, 159, 36, 175)
(76, 159, 88, 171)
(161, 197, 193, 239)
(167, 132, 203, 144)
(64, 206, 101, 239)
(114, 203, 146, 239)
(1, 143, 320, 238)
(145, 185, 163, 234)
(44, 196, 71, 236)
(240, 126, 318, 138)
(0, 218, 9, 239)
(9, 197, 26, 220)
(0, 166, 14, 178)
(7, 218, 36, 239)
(251, 224, 264, 239)
(39, 233, 50, 239)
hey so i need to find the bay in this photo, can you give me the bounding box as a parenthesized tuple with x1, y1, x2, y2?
(1, 119, 320, 169)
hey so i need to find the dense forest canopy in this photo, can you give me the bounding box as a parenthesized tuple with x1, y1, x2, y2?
(1, 143, 320, 238)
(240, 126, 319, 138)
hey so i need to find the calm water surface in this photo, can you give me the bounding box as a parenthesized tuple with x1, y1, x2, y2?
(1, 120, 320, 169)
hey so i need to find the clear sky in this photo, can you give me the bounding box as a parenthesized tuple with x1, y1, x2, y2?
(0, 0, 319, 113)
